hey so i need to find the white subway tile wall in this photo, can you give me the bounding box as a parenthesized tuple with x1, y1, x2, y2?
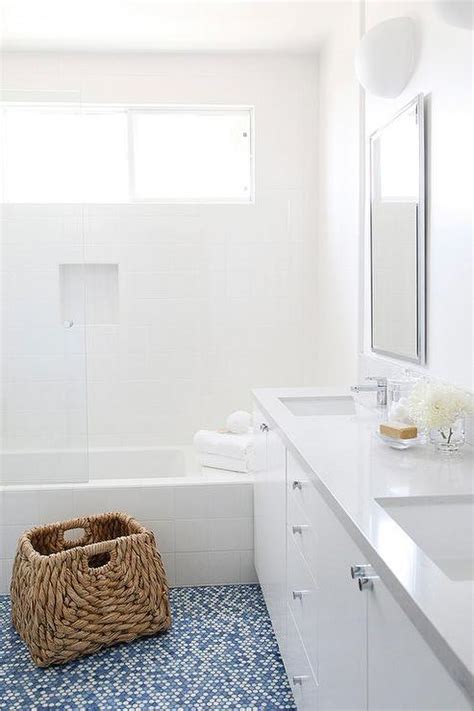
(1, 53, 319, 484)
(0, 482, 256, 593)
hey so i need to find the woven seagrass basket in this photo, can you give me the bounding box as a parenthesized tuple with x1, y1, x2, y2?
(11, 511, 171, 667)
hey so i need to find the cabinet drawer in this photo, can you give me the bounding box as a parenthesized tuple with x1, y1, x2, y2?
(286, 605, 319, 711)
(287, 529, 318, 679)
(287, 488, 319, 577)
(287, 451, 320, 530)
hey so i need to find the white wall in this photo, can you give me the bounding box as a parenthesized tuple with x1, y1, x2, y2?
(1, 52, 319, 467)
(361, 0, 473, 391)
(315, 3, 362, 386)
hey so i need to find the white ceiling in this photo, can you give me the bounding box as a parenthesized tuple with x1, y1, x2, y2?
(0, 0, 342, 53)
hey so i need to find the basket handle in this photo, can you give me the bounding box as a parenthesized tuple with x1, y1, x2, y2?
(83, 539, 118, 556)
(59, 517, 93, 546)
(80, 538, 118, 571)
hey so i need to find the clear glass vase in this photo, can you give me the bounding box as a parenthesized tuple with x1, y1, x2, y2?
(387, 374, 419, 422)
(429, 418, 465, 455)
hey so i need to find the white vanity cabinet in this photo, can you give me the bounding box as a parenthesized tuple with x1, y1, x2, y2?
(253, 410, 287, 655)
(253, 411, 472, 711)
(367, 577, 472, 711)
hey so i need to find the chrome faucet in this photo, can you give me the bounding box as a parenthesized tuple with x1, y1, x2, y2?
(351, 376, 388, 408)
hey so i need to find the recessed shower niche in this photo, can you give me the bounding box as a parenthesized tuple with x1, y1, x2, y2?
(59, 264, 119, 325)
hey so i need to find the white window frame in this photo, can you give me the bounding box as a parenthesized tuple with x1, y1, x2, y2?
(0, 102, 256, 205)
(127, 105, 255, 205)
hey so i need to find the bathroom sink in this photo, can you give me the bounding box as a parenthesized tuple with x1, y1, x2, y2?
(280, 395, 356, 417)
(376, 495, 474, 581)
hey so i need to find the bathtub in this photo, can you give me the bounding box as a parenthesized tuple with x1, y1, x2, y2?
(90, 446, 195, 479)
(0, 445, 256, 594)
(1, 445, 205, 485)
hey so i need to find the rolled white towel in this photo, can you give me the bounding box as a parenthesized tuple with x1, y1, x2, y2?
(193, 429, 254, 461)
(197, 452, 253, 473)
(226, 410, 252, 434)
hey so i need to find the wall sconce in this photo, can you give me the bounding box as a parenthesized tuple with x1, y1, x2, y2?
(433, 1, 474, 29)
(355, 17, 417, 98)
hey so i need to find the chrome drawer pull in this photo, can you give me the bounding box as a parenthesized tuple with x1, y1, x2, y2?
(358, 572, 379, 591)
(351, 563, 379, 590)
(292, 524, 309, 535)
(292, 480, 303, 490)
(292, 589, 310, 601)
(292, 675, 310, 686)
(350, 563, 367, 579)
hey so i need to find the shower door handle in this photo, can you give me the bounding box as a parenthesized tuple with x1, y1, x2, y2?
(63, 320, 74, 328)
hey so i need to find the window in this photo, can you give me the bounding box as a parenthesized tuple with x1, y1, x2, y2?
(131, 110, 252, 202)
(1, 107, 129, 203)
(0, 105, 254, 204)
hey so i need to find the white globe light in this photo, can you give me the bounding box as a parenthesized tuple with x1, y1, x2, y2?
(355, 17, 417, 98)
(433, 1, 474, 29)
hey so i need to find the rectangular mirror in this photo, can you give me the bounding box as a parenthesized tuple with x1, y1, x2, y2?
(370, 94, 425, 363)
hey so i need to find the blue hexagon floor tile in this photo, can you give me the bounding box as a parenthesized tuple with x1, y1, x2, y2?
(0, 584, 296, 710)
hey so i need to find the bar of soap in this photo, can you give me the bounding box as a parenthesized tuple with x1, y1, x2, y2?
(379, 422, 418, 440)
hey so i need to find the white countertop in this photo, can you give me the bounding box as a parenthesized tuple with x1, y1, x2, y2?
(253, 386, 474, 698)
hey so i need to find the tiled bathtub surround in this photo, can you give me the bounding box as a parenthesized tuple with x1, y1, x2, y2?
(0, 480, 256, 594)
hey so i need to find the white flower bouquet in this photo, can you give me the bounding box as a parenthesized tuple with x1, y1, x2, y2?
(406, 381, 473, 453)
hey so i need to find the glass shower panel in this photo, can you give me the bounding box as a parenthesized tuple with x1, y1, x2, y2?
(0, 210, 89, 485)
(0, 107, 89, 485)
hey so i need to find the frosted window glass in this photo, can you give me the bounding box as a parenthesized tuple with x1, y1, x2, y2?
(1, 108, 128, 203)
(132, 111, 252, 202)
(1, 105, 253, 204)
(79, 113, 129, 202)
